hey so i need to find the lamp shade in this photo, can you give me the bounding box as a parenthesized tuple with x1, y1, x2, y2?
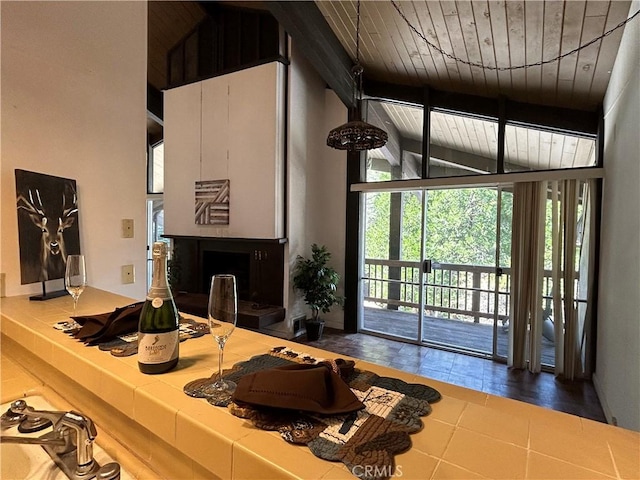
(326, 119, 388, 151)
(326, 0, 388, 152)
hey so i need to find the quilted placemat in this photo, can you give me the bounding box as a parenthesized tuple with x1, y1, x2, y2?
(54, 317, 208, 357)
(184, 347, 441, 480)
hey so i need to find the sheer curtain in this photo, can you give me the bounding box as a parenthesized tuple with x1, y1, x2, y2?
(508, 181, 546, 371)
(578, 180, 597, 378)
(509, 179, 595, 377)
(555, 179, 596, 379)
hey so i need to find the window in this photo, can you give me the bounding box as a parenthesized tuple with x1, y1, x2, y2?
(429, 110, 498, 177)
(148, 140, 164, 194)
(504, 125, 596, 172)
(361, 101, 597, 183)
(365, 100, 423, 181)
(351, 91, 601, 368)
(147, 139, 166, 288)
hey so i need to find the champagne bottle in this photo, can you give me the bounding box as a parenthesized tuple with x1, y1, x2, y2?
(138, 242, 179, 374)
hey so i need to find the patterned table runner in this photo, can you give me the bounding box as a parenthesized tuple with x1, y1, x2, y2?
(54, 317, 208, 356)
(184, 347, 441, 480)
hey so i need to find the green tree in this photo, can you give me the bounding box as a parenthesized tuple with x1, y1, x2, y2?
(365, 187, 512, 266)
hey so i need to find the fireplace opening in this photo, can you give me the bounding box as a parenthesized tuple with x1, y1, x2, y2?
(168, 236, 285, 308)
(201, 250, 251, 301)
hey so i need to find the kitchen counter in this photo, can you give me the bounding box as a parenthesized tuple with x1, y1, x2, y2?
(1, 287, 638, 479)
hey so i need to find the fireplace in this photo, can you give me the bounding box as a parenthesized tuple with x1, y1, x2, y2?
(165, 235, 286, 307)
(201, 250, 251, 301)
(165, 235, 286, 330)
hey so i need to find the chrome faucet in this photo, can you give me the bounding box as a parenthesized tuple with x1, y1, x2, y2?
(1, 399, 120, 480)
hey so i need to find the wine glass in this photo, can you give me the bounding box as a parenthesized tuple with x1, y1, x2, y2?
(202, 274, 237, 403)
(65, 254, 86, 316)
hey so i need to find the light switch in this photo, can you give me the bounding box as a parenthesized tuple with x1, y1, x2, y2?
(122, 219, 134, 238)
(121, 265, 135, 284)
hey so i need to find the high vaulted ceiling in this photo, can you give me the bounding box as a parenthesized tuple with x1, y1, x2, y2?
(148, 1, 635, 113)
(316, 0, 633, 111)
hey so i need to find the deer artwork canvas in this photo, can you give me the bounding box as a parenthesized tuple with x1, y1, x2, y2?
(15, 169, 80, 285)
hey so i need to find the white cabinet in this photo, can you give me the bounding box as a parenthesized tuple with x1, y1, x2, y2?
(164, 62, 285, 239)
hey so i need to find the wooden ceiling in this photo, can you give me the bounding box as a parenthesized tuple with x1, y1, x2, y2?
(316, 0, 633, 111)
(148, 1, 206, 94)
(147, 1, 633, 172)
(148, 1, 633, 111)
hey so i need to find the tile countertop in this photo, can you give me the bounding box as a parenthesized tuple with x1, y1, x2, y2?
(1, 287, 638, 480)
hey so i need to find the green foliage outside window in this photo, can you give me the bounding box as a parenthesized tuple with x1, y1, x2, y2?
(365, 187, 512, 267)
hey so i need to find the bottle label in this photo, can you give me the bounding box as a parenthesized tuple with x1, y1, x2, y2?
(138, 331, 179, 364)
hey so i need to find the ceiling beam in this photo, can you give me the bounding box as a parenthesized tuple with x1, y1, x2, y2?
(402, 152, 421, 179)
(388, 137, 525, 175)
(266, 1, 355, 108)
(429, 144, 495, 173)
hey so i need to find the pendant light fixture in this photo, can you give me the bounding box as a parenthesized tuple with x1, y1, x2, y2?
(326, 0, 388, 151)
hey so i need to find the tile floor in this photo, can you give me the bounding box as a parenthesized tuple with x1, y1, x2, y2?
(294, 328, 607, 423)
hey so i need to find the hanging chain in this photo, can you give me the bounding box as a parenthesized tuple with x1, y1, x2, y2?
(354, 0, 365, 106)
(356, 0, 361, 66)
(390, 0, 640, 72)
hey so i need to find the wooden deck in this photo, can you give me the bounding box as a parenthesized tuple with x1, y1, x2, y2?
(362, 306, 556, 366)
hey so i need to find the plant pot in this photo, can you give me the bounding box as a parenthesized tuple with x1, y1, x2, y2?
(305, 320, 324, 341)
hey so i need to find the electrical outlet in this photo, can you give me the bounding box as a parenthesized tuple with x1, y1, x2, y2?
(292, 315, 306, 336)
(121, 265, 135, 284)
(122, 219, 134, 238)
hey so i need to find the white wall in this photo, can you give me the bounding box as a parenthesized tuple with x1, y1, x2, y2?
(596, 0, 640, 432)
(1, 1, 148, 299)
(281, 41, 347, 335)
(162, 42, 346, 338)
(163, 63, 285, 240)
(307, 91, 347, 329)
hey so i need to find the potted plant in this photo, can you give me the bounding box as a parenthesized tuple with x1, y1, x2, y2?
(292, 244, 344, 341)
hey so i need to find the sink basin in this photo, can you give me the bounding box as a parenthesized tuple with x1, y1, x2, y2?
(1, 441, 46, 479)
(1, 395, 132, 480)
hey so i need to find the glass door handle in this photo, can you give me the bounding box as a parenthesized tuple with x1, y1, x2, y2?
(423, 259, 432, 274)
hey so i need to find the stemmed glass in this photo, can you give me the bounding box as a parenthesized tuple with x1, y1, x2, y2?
(65, 254, 86, 316)
(202, 274, 237, 403)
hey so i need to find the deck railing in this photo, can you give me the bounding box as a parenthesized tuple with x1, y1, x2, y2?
(363, 259, 572, 324)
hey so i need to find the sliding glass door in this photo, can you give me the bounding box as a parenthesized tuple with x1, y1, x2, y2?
(361, 186, 511, 359)
(361, 190, 423, 341)
(422, 187, 501, 354)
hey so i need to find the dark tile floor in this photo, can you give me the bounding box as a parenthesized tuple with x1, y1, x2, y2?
(294, 327, 607, 423)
